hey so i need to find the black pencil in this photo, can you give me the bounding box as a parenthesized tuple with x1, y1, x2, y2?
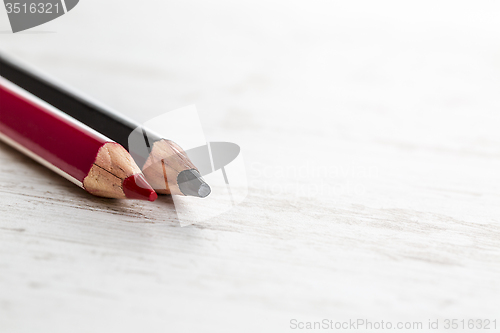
(0, 53, 210, 198)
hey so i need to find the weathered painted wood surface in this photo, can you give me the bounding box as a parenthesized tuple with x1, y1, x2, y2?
(1, 1, 499, 332)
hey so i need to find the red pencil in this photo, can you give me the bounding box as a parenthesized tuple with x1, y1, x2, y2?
(0, 77, 157, 201)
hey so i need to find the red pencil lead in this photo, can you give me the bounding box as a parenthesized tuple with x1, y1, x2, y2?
(123, 174, 158, 202)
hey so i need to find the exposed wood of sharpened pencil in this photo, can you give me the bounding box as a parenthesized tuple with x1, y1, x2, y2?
(0, 77, 157, 202)
(144, 139, 197, 195)
(0, 53, 209, 197)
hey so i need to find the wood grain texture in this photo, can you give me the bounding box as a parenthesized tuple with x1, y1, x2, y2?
(83, 143, 143, 199)
(143, 139, 197, 195)
(1, 1, 500, 332)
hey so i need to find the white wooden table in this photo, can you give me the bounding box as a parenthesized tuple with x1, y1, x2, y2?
(1, 1, 499, 332)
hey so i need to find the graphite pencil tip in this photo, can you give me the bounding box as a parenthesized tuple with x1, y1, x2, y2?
(177, 169, 211, 198)
(123, 174, 158, 202)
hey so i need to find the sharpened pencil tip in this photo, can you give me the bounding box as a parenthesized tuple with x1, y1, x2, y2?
(177, 169, 211, 198)
(123, 174, 158, 201)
